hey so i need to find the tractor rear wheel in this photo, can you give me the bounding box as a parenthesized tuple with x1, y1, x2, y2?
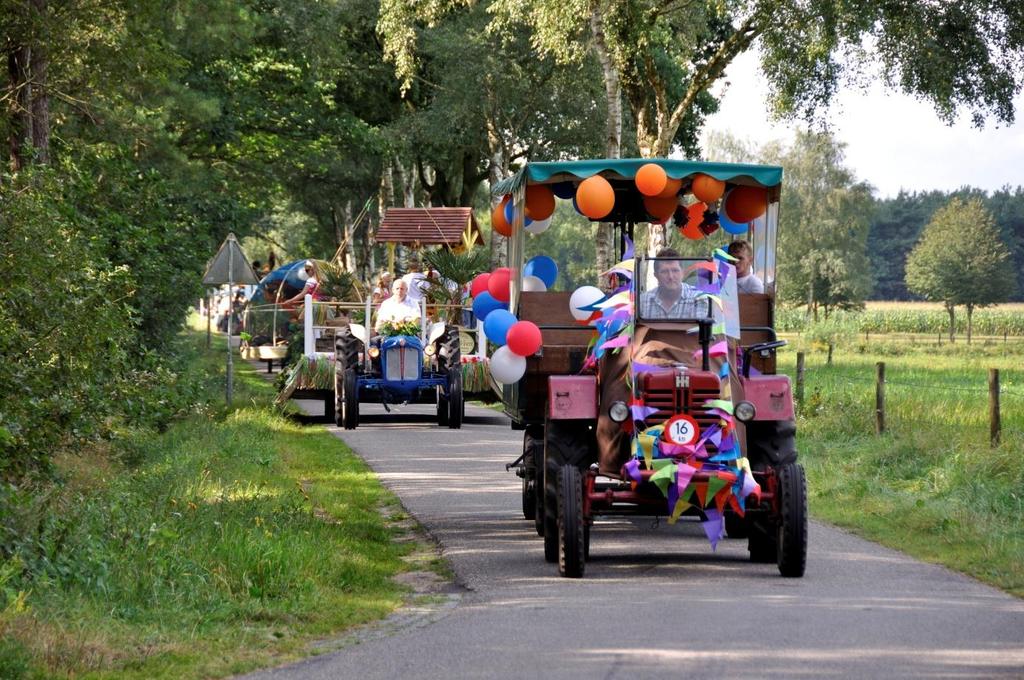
(436, 326, 461, 374)
(447, 367, 463, 429)
(521, 429, 542, 521)
(776, 463, 807, 577)
(557, 464, 586, 578)
(724, 512, 749, 539)
(340, 368, 359, 430)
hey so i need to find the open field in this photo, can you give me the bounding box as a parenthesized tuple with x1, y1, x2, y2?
(778, 341, 1024, 596)
(0, 328, 424, 679)
(778, 302, 1024, 337)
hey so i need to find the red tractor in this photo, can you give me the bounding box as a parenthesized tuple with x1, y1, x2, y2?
(496, 158, 806, 578)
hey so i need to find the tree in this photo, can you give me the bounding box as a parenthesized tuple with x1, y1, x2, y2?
(905, 197, 1017, 343)
(707, 129, 874, 318)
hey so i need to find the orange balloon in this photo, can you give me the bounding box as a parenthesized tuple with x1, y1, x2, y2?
(576, 175, 615, 219)
(635, 163, 667, 197)
(657, 177, 682, 199)
(724, 185, 767, 223)
(525, 185, 556, 220)
(492, 196, 513, 237)
(691, 174, 725, 203)
(679, 202, 707, 240)
(643, 195, 678, 222)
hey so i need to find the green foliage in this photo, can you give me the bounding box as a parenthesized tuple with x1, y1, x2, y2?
(0, 172, 133, 479)
(906, 198, 1018, 313)
(778, 305, 1024, 337)
(0, 336, 410, 677)
(420, 247, 490, 322)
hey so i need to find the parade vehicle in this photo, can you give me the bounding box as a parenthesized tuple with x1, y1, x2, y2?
(333, 306, 464, 430)
(492, 158, 806, 578)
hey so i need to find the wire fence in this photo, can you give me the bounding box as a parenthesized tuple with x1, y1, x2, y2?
(788, 350, 1023, 445)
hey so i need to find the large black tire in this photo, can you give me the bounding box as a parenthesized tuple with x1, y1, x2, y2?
(748, 522, 777, 563)
(776, 463, 808, 577)
(558, 464, 586, 578)
(436, 388, 449, 426)
(340, 368, 359, 430)
(334, 324, 360, 373)
(447, 367, 463, 429)
(436, 326, 461, 374)
(521, 430, 539, 521)
(543, 421, 595, 563)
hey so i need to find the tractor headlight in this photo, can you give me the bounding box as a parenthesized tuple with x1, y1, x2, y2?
(424, 344, 436, 356)
(609, 401, 629, 423)
(735, 400, 756, 422)
(368, 347, 380, 359)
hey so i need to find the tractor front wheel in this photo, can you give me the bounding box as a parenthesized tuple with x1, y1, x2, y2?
(776, 462, 807, 577)
(340, 368, 359, 430)
(447, 367, 463, 429)
(557, 464, 586, 578)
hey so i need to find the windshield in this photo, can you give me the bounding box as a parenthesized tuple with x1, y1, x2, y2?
(635, 257, 716, 323)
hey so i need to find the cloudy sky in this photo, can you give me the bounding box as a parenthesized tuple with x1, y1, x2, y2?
(703, 51, 1024, 198)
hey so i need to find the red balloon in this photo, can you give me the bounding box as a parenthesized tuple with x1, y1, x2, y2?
(492, 196, 513, 237)
(635, 163, 667, 197)
(525, 185, 556, 220)
(724, 185, 767, 223)
(470, 272, 491, 298)
(506, 320, 542, 357)
(488, 267, 511, 303)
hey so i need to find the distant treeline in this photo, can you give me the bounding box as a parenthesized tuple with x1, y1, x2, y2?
(867, 187, 1024, 300)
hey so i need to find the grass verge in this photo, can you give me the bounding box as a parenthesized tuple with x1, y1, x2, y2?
(0, 327, 420, 679)
(780, 340, 1024, 597)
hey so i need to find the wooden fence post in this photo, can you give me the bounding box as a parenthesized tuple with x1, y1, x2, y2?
(827, 342, 834, 366)
(796, 352, 805, 405)
(875, 361, 886, 435)
(989, 368, 1001, 447)
(937, 332, 941, 347)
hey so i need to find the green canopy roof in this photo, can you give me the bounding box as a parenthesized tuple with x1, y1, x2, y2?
(491, 158, 783, 198)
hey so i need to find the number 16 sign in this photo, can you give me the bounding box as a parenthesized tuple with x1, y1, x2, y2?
(663, 414, 700, 446)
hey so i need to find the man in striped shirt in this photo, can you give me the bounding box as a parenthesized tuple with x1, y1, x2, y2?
(638, 248, 704, 320)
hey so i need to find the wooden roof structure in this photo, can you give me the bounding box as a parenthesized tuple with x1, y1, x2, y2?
(375, 207, 484, 250)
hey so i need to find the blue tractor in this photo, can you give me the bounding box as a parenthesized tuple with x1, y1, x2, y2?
(334, 321, 464, 429)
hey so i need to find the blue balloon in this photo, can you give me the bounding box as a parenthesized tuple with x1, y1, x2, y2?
(484, 309, 517, 346)
(719, 211, 748, 235)
(552, 181, 576, 199)
(472, 291, 505, 320)
(503, 199, 532, 227)
(524, 255, 558, 289)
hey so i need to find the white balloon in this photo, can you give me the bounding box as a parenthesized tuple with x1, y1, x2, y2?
(569, 285, 605, 321)
(489, 345, 527, 384)
(522, 275, 547, 292)
(524, 216, 552, 234)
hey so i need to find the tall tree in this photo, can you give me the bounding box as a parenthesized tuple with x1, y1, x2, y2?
(905, 197, 1017, 342)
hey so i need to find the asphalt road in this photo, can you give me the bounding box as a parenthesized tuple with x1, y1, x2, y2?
(244, 401, 1024, 680)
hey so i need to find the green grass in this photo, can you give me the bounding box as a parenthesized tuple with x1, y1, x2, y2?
(0, 328, 418, 679)
(779, 341, 1024, 596)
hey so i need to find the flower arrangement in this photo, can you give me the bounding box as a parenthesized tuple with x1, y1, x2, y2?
(378, 315, 420, 338)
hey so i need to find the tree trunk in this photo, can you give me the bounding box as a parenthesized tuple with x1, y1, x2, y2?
(966, 303, 974, 344)
(29, 0, 49, 164)
(7, 45, 32, 171)
(590, 7, 622, 284)
(397, 160, 416, 207)
(945, 302, 955, 343)
(342, 202, 356, 273)
(485, 118, 507, 268)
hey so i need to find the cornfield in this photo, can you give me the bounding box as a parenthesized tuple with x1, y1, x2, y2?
(777, 303, 1024, 336)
